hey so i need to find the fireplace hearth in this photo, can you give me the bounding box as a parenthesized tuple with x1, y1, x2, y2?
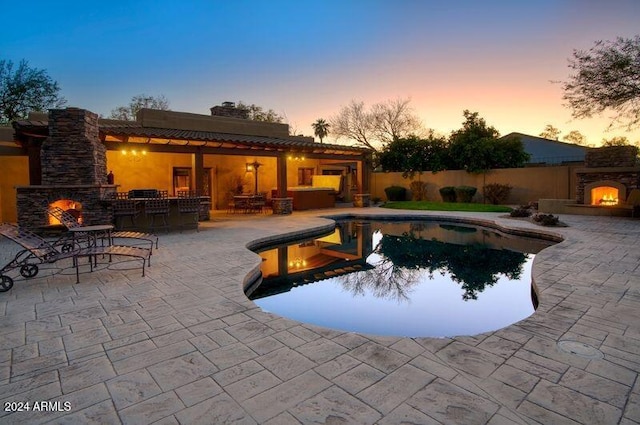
(576, 146, 639, 209)
(16, 108, 116, 229)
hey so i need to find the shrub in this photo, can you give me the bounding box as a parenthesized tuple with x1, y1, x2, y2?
(510, 206, 532, 217)
(384, 186, 407, 201)
(439, 186, 456, 202)
(483, 183, 512, 205)
(410, 181, 428, 201)
(533, 213, 559, 226)
(455, 186, 477, 203)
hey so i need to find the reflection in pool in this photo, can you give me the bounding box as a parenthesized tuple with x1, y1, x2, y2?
(246, 220, 555, 337)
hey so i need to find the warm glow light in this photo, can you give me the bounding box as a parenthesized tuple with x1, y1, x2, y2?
(591, 186, 619, 206)
(288, 258, 307, 269)
(121, 147, 147, 162)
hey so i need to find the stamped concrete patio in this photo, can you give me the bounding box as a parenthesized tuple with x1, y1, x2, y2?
(0, 207, 639, 424)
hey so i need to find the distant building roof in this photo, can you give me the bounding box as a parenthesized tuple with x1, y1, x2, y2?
(502, 132, 586, 164)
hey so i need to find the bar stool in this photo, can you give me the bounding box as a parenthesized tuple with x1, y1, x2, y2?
(112, 193, 140, 229)
(177, 196, 200, 232)
(145, 198, 170, 233)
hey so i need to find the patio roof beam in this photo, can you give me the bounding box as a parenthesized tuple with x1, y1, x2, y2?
(103, 141, 367, 161)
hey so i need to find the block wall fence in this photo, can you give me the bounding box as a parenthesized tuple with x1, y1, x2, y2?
(370, 165, 583, 204)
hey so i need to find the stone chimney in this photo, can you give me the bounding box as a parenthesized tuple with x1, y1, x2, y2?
(40, 108, 107, 185)
(210, 102, 249, 120)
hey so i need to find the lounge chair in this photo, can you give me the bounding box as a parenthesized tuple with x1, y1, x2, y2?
(0, 223, 151, 291)
(47, 207, 159, 252)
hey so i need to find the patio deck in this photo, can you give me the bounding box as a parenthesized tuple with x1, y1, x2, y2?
(0, 207, 639, 424)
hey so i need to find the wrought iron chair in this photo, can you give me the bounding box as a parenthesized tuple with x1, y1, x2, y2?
(250, 192, 267, 214)
(111, 192, 140, 229)
(0, 223, 150, 289)
(48, 206, 159, 253)
(177, 196, 200, 232)
(145, 197, 170, 233)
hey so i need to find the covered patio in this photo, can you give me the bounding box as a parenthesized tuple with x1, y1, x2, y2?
(7, 107, 373, 228)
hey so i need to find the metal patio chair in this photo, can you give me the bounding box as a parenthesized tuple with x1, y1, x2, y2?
(177, 196, 200, 232)
(0, 223, 151, 290)
(48, 206, 159, 253)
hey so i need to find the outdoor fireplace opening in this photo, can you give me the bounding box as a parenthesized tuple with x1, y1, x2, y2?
(591, 186, 619, 206)
(48, 199, 83, 225)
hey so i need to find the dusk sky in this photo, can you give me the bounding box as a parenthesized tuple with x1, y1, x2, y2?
(2, 1, 639, 146)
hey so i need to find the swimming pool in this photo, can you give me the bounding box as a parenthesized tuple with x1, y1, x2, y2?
(246, 219, 556, 337)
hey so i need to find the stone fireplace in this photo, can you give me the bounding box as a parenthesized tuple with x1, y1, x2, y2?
(576, 146, 639, 208)
(16, 108, 116, 229)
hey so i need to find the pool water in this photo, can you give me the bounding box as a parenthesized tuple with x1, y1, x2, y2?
(246, 219, 554, 338)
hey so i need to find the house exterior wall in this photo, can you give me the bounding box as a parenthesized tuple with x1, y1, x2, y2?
(0, 156, 29, 223)
(371, 165, 582, 204)
(105, 151, 327, 211)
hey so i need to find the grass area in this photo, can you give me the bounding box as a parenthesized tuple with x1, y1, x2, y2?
(381, 201, 513, 213)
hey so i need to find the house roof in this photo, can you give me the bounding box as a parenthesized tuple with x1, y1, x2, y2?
(502, 132, 586, 164)
(99, 123, 369, 156)
(11, 114, 371, 158)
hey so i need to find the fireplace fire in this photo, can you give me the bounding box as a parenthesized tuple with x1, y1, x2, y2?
(591, 186, 619, 206)
(48, 200, 83, 225)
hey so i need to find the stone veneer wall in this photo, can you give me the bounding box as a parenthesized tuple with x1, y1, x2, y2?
(585, 146, 639, 168)
(40, 108, 107, 186)
(17, 108, 115, 229)
(271, 198, 293, 215)
(576, 170, 639, 204)
(17, 185, 116, 229)
(210, 105, 250, 120)
(577, 146, 640, 204)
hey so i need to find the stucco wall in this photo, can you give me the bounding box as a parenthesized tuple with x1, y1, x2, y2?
(371, 165, 581, 204)
(105, 151, 328, 210)
(0, 156, 29, 222)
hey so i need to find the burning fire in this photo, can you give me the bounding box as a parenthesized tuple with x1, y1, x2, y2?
(48, 199, 83, 225)
(591, 186, 619, 206)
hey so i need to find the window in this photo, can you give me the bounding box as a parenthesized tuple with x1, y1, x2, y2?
(298, 168, 314, 186)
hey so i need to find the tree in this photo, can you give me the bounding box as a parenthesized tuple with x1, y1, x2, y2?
(563, 130, 587, 145)
(0, 59, 66, 124)
(330, 100, 376, 150)
(370, 98, 423, 143)
(236, 101, 284, 123)
(539, 124, 561, 140)
(562, 36, 640, 130)
(449, 111, 529, 173)
(109, 94, 169, 120)
(378, 133, 450, 177)
(311, 118, 330, 143)
(330, 98, 423, 150)
(601, 136, 630, 146)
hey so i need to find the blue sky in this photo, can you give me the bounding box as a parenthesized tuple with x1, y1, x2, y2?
(2, 0, 639, 144)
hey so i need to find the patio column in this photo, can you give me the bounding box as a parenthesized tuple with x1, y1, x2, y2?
(272, 152, 293, 214)
(354, 156, 371, 207)
(192, 149, 204, 195)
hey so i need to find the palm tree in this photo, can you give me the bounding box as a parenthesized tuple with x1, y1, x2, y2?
(312, 118, 330, 143)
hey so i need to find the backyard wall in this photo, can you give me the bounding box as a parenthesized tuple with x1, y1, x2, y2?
(0, 156, 29, 223)
(371, 165, 582, 204)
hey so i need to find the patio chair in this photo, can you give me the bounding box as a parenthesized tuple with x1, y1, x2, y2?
(0, 223, 150, 290)
(145, 198, 170, 233)
(250, 192, 267, 214)
(177, 196, 200, 232)
(47, 206, 159, 253)
(111, 192, 140, 229)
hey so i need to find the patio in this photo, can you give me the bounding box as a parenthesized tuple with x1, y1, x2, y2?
(0, 207, 639, 424)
